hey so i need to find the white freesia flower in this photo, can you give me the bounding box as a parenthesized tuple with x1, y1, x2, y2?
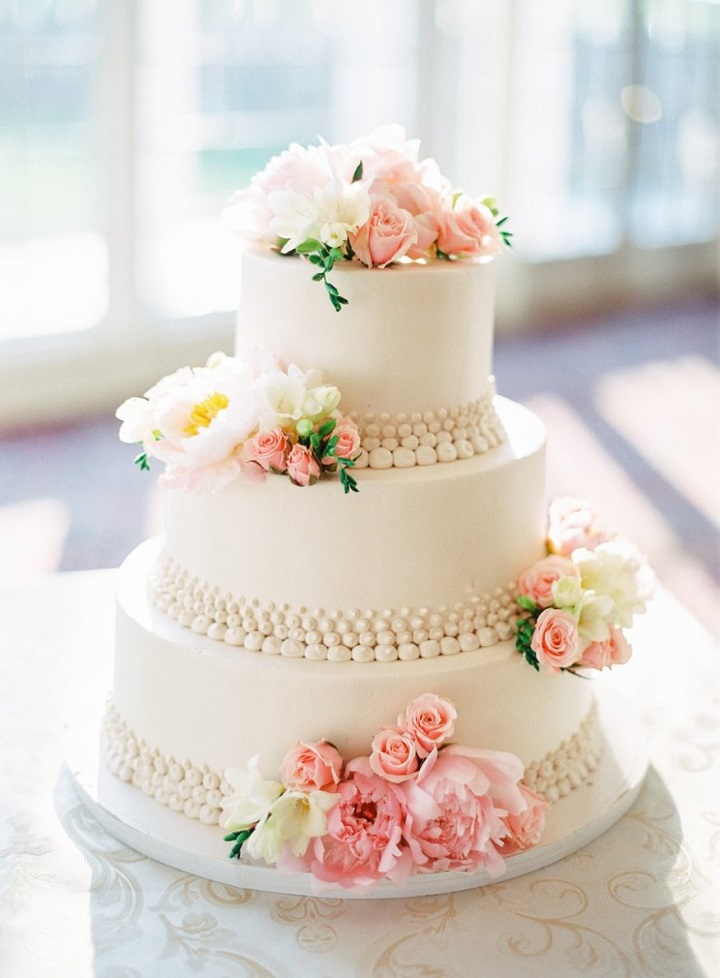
(575, 591, 614, 645)
(245, 789, 338, 864)
(302, 384, 341, 422)
(268, 189, 323, 253)
(220, 755, 284, 833)
(551, 575, 583, 610)
(260, 364, 336, 429)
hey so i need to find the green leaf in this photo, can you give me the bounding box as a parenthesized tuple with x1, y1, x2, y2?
(308, 253, 325, 267)
(134, 451, 151, 471)
(516, 595, 538, 613)
(295, 238, 323, 255)
(311, 271, 325, 282)
(352, 160, 364, 182)
(496, 216, 508, 227)
(318, 418, 337, 439)
(328, 247, 344, 262)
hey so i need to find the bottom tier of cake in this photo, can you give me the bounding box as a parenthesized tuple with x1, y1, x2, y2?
(104, 539, 603, 831)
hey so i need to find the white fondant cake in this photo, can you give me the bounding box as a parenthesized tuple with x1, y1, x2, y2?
(105, 128, 651, 892)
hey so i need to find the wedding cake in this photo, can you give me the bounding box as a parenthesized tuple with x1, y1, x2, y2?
(104, 127, 651, 892)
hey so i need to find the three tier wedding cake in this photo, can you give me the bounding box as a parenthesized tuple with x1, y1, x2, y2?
(104, 126, 651, 893)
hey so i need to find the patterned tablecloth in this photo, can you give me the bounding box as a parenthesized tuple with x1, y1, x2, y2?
(0, 570, 718, 978)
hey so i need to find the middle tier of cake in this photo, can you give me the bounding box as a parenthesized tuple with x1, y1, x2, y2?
(159, 398, 546, 622)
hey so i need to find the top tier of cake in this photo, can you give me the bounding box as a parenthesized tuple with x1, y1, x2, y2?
(235, 249, 497, 419)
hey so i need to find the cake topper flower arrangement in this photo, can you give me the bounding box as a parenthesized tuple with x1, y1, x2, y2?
(220, 693, 548, 890)
(116, 348, 360, 494)
(515, 499, 654, 674)
(224, 125, 511, 310)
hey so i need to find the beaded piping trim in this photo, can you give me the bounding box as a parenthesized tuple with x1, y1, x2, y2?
(150, 554, 520, 662)
(100, 700, 602, 826)
(348, 391, 505, 470)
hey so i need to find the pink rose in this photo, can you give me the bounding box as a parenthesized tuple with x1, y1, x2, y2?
(436, 200, 502, 258)
(322, 416, 360, 465)
(245, 427, 291, 473)
(350, 195, 418, 268)
(547, 497, 611, 556)
(399, 693, 457, 758)
(286, 443, 321, 487)
(578, 626, 632, 671)
(400, 746, 526, 876)
(369, 727, 419, 783)
(530, 608, 581, 673)
(280, 740, 344, 792)
(517, 555, 579, 610)
(291, 759, 413, 888)
(406, 211, 440, 260)
(501, 783, 549, 856)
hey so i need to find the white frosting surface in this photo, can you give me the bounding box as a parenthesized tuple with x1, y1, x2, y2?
(162, 397, 546, 613)
(113, 539, 597, 778)
(236, 249, 497, 417)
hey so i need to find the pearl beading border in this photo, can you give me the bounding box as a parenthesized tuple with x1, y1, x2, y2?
(349, 391, 505, 470)
(522, 703, 601, 803)
(150, 554, 521, 662)
(100, 700, 602, 825)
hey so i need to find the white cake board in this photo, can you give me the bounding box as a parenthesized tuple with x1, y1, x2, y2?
(65, 681, 648, 901)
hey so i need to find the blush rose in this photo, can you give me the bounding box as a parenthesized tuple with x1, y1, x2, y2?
(436, 200, 502, 258)
(286, 443, 321, 486)
(369, 727, 419, 783)
(245, 427, 291, 472)
(280, 740, 344, 792)
(577, 626, 632, 670)
(399, 693, 457, 758)
(322, 416, 360, 465)
(350, 195, 418, 268)
(517, 555, 579, 610)
(530, 608, 581, 672)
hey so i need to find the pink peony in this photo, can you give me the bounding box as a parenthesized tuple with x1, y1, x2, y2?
(547, 497, 611, 556)
(577, 626, 632, 671)
(530, 608, 581, 673)
(436, 200, 502, 258)
(369, 727, 420, 783)
(279, 740, 344, 793)
(286, 443, 321, 487)
(245, 426, 291, 473)
(322, 416, 360, 465)
(517, 555, 579, 610)
(400, 745, 526, 876)
(501, 783, 549, 856)
(295, 759, 413, 888)
(350, 195, 418, 268)
(399, 693, 457, 758)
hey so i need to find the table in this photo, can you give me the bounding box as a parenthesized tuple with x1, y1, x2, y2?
(1, 570, 718, 977)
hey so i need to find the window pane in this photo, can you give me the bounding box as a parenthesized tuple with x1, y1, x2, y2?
(137, 0, 422, 321)
(0, 0, 106, 340)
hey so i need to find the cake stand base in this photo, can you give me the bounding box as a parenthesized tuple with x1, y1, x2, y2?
(65, 680, 648, 900)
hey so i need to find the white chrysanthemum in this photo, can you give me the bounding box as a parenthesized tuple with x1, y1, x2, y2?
(269, 178, 370, 253)
(220, 755, 284, 833)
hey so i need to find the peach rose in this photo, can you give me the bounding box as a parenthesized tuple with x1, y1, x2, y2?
(501, 783, 549, 855)
(350, 195, 418, 268)
(436, 200, 502, 258)
(530, 608, 580, 673)
(517, 555, 579, 610)
(322, 416, 360, 465)
(578, 626, 632, 671)
(286, 443, 321, 486)
(280, 740, 344, 792)
(399, 693, 457, 758)
(369, 727, 420, 783)
(245, 427, 291, 472)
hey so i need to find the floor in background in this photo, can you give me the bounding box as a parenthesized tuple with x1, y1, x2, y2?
(1, 298, 718, 635)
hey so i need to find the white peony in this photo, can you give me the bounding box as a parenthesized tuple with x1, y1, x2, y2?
(573, 541, 652, 629)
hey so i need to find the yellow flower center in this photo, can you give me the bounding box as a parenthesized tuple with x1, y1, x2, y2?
(184, 392, 229, 436)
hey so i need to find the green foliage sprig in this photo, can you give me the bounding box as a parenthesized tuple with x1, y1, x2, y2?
(297, 417, 359, 494)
